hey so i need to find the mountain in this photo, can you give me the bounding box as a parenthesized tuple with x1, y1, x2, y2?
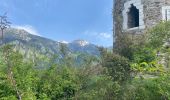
(1, 28, 60, 58)
(68, 40, 100, 56)
(0, 28, 101, 67)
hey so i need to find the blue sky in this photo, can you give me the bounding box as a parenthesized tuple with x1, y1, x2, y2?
(0, 0, 113, 47)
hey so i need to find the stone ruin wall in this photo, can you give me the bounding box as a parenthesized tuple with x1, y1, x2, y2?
(143, 0, 170, 29)
(113, 0, 170, 46)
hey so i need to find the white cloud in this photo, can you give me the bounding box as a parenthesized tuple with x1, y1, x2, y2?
(98, 32, 112, 39)
(83, 30, 112, 39)
(82, 30, 113, 47)
(12, 25, 41, 36)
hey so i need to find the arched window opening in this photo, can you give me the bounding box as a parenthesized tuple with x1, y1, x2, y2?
(127, 4, 139, 28)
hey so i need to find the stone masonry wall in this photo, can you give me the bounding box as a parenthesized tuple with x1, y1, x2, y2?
(113, 0, 170, 46)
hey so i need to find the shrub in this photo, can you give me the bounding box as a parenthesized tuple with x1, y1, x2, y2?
(147, 21, 170, 49)
(119, 73, 170, 100)
(114, 33, 135, 60)
(133, 46, 156, 63)
(103, 53, 131, 82)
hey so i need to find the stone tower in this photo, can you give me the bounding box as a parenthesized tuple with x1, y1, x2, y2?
(113, 0, 170, 45)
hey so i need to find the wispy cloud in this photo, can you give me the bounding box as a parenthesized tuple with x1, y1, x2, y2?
(98, 32, 112, 39)
(12, 25, 41, 36)
(83, 30, 113, 47)
(83, 30, 112, 39)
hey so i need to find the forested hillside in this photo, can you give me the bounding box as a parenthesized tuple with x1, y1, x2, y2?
(0, 28, 101, 69)
(0, 21, 170, 100)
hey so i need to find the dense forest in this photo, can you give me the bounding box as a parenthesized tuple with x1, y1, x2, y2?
(0, 21, 170, 100)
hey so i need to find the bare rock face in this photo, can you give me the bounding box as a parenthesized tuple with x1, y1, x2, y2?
(113, 0, 170, 45)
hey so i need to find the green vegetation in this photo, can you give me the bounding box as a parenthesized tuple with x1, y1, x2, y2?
(1, 21, 170, 100)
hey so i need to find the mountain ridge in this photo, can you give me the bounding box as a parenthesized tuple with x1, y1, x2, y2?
(1, 28, 101, 57)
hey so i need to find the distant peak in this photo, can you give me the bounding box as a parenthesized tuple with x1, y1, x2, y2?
(72, 40, 89, 46)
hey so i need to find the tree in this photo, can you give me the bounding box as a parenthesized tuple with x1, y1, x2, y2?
(59, 43, 69, 57)
(0, 13, 11, 40)
(37, 64, 78, 100)
(2, 45, 22, 100)
(1, 45, 37, 100)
